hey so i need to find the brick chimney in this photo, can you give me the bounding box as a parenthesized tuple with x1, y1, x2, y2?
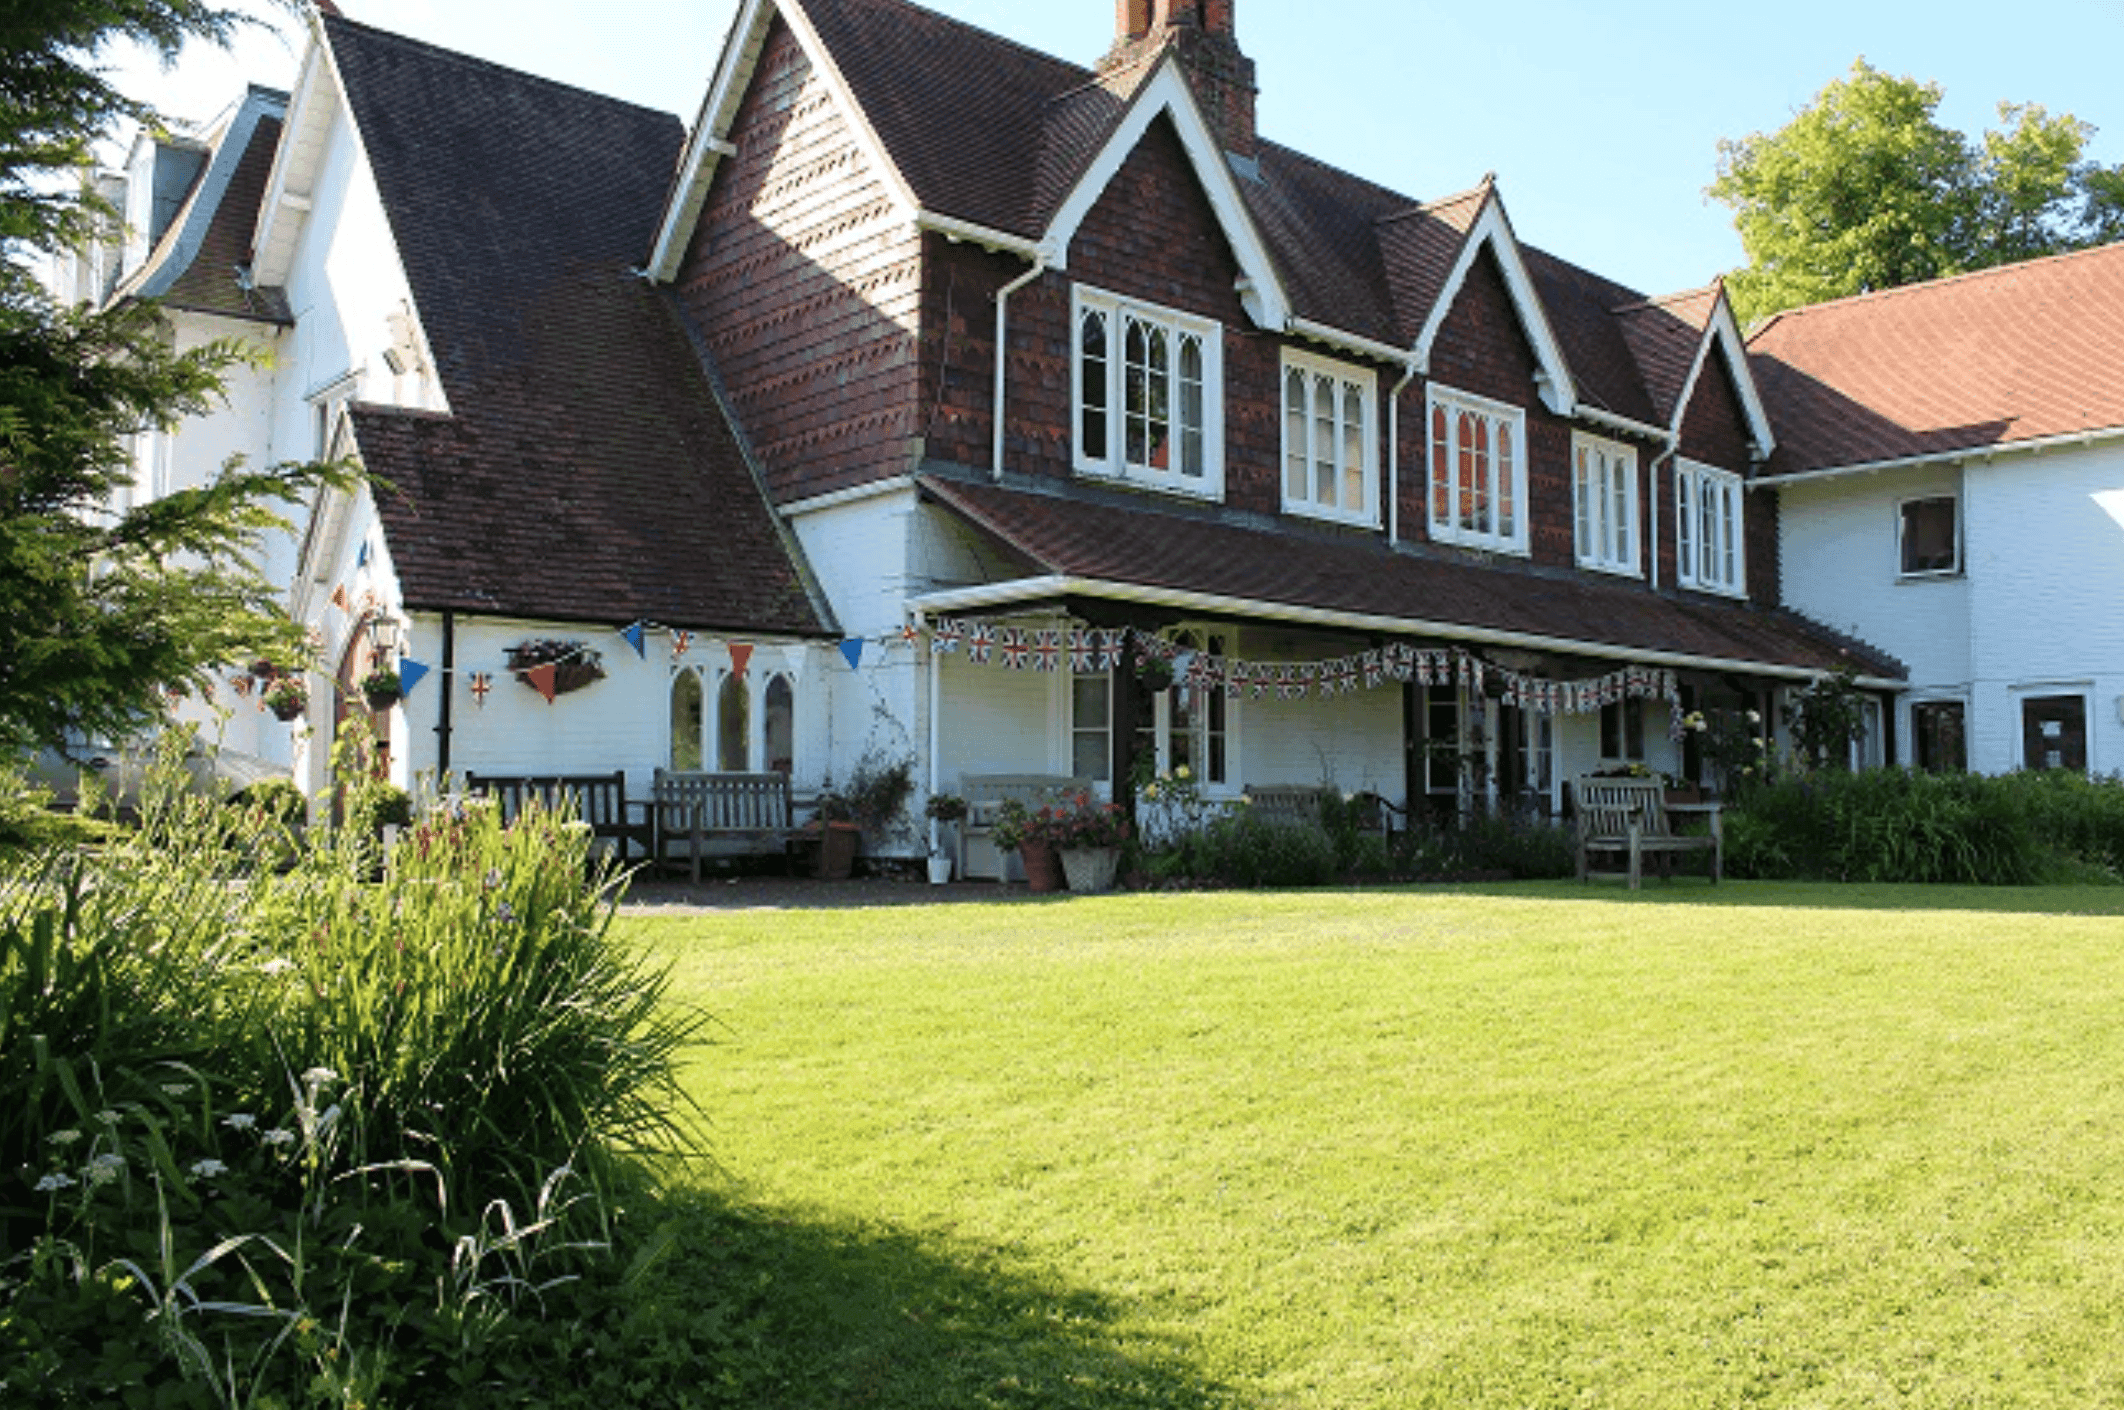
(1098, 0, 1258, 161)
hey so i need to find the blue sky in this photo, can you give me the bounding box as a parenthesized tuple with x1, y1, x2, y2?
(115, 0, 2124, 300)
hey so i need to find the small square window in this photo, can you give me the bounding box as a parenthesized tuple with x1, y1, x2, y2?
(1899, 497, 1959, 576)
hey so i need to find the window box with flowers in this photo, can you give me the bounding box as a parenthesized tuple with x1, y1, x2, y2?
(505, 639, 605, 696)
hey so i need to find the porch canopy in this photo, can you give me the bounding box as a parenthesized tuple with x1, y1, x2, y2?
(911, 475, 1903, 689)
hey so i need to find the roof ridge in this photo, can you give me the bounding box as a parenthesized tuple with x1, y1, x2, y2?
(1614, 282, 1719, 315)
(322, 12, 679, 122)
(1758, 240, 2124, 325)
(1376, 175, 1493, 228)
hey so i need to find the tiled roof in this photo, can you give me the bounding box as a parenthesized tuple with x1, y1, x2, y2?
(796, 0, 1693, 409)
(1749, 242, 2124, 476)
(323, 16, 827, 635)
(919, 474, 1901, 680)
(1616, 286, 1718, 428)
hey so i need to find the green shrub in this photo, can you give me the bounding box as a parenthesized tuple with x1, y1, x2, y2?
(1395, 811, 1578, 881)
(1, 748, 708, 1407)
(1723, 768, 2124, 885)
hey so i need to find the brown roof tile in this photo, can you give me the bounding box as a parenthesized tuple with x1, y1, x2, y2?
(1749, 242, 2124, 475)
(919, 474, 1900, 679)
(326, 15, 827, 635)
(1616, 286, 1718, 428)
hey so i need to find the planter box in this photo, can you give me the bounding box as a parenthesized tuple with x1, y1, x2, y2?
(1059, 846, 1119, 894)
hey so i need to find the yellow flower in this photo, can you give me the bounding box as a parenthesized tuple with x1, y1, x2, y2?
(1174, 765, 1191, 781)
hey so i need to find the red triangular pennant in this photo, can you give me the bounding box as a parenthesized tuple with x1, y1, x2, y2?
(729, 642, 754, 677)
(525, 662, 558, 704)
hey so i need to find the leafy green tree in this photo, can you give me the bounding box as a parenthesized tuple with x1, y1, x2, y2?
(1711, 60, 2124, 324)
(0, 0, 349, 753)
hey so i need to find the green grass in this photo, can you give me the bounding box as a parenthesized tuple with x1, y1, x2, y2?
(626, 882, 2124, 1408)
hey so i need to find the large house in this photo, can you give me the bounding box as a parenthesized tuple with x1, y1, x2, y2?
(96, 0, 2123, 846)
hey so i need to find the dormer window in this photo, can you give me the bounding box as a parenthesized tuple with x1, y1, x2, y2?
(1676, 460, 1745, 596)
(1281, 348, 1377, 526)
(1427, 385, 1528, 555)
(1074, 286, 1223, 500)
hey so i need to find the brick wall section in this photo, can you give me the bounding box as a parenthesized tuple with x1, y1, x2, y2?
(673, 16, 923, 504)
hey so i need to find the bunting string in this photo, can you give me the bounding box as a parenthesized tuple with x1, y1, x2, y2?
(920, 615, 1684, 728)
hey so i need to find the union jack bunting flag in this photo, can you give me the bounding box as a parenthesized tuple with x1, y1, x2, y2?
(671, 629, 694, 661)
(1325, 658, 1354, 696)
(1225, 660, 1248, 699)
(1361, 651, 1384, 690)
(998, 627, 1031, 670)
(967, 622, 996, 664)
(1414, 650, 1437, 686)
(931, 618, 964, 654)
(1250, 664, 1275, 700)
(469, 672, 493, 707)
(1030, 630, 1063, 673)
(1144, 634, 1181, 663)
(1098, 629, 1126, 671)
(1068, 630, 1097, 674)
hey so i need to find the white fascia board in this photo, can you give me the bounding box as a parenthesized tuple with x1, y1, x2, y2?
(915, 210, 1044, 258)
(1411, 195, 1577, 416)
(647, 0, 772, 281)
(904, 574, 1902, 689)
(1285, 316, 1414, 370)
(1576, 403, 1673, 446)
(1752, 423, 2124, 489)
(1040, 58, 1291, 331)
(250, 30, 329, 285)
(1675, 292, 1777, 460)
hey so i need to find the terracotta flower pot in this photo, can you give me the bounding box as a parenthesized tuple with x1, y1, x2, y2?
(814, 820, 859, 880)
(1019, 838, 1064, 893)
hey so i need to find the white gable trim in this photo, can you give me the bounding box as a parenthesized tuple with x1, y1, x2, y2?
(1411, 195, 1576, 416)
(648, 0, 920, 284)
(1670, 290, 1777, 461)
(1039, 58, 1290, 331)
(249, 19, 332, 288)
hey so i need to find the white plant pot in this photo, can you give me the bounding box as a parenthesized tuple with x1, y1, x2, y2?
(927, 854, 954, 885)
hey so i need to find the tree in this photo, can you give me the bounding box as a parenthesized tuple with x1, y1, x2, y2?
(0, 1, 350, 754)
(1711, 60, 2124, 325)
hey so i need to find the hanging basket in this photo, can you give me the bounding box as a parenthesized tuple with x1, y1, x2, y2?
(505, 639, 606, 696)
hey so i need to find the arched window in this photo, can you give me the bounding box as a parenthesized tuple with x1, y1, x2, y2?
(717, 672, 750, 771)
(670, 670, 703, 770)
(763, 674, 794, 775)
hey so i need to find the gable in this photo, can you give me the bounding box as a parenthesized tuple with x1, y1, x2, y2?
(1042, 57, 1288, 330)
(1413, 195, 1574, 414)
(1424, 245, 1543, 409)
(1678, 340, 1757, 471)
(1065, 113, 1248, 326)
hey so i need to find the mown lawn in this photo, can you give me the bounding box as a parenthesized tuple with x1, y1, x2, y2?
(624, 882, 2124, 1408)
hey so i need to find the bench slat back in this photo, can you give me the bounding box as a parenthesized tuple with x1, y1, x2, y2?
(466, 771, 627, 831)
(653, 770, 792, 832)
(1575, 777, 1674, 839)
(1243, 784, 1333, 828)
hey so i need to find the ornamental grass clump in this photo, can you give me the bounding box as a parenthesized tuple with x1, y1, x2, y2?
(1, 736, 709, 1407)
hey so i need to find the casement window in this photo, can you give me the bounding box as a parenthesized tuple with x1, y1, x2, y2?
(1910, 699, 1966, 772)
(1572, 433, 1639, 575)
(1281, 349, 1377, 525)
(1427, 386, 1527, 554)
(671, 665, 794, 774)
(1074, 286, 1222, 499)
(1899, 496, 1960, 576)
(1071, 670, 1112, 782)
(1600, 698, 1645, 762)
(1675, 461, 1745, 596)
(2022, 694, 2088, 773)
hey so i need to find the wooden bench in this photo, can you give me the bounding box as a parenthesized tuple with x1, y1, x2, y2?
(463, 771, 649, 862)
(1573, 775, 1721, 889)
(651, 769, 798, 882)
(960, 774, 1094, 882)
(1241, 785, 1405, 839)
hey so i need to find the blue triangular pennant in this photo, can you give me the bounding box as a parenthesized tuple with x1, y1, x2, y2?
(619, 621, 646, 658)
(397, 659, 431, 698)
(839, 638, 865, 670)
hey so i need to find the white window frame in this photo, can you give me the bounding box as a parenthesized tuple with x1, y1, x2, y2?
(1897, 494, 1961, 578)
(1572, 432, 1639, 576)
(1280, 347, 1378, 527)
(1426, 384, 1529, 555)
(1675, 460, 1746, 597)
(1072, 285, 1224, 500)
